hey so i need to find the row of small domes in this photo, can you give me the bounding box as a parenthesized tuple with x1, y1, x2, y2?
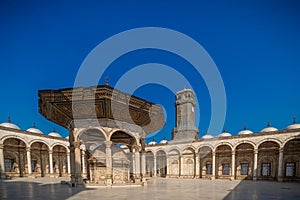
(0, 118, 66, 138)
(149, 118, 300, 145)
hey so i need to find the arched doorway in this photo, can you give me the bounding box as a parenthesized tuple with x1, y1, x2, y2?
(110, 130, 138, 183)
(199, 146, 213, 179)
(216, 144, 232, 179)
(283, 138, 300, 181)
(30, 142, 49, 177)
(168, 149, 180, 178)
(182, 148, 195, 178)
(145, 151, 154, 177)
(79, 128, 107, 184)
(156, 150, 167, 177)
(258, 141, 279, 180)
(3, 138, 26, 177)
(52, 145, 68, 177)
(235, 143, 254, 180)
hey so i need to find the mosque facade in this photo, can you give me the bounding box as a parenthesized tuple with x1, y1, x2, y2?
(0, 87, 299, 184)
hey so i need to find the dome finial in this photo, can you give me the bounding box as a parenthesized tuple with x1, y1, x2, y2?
(223, 127, 226, 133)
(152, 136, 154, 142)
(293, 116, 296, 124)
(244, 123, 247, 130)
(106, 76, 109, 85)
(267, 120, 270, 127)
(8, 116, 11, 123)
(33, 122, 36, 128)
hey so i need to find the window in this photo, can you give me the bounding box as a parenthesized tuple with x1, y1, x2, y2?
(222, 163, 230, 175)
(285, 162, 296, 177)
(206, 163, 212, 175)
(261, 163, 271, 176)
(31, 160, 37, 172)
(240, 163, 249, 175)
(4, 159, 14, 172)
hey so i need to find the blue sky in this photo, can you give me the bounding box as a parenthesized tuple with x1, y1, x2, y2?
(0, 1, 299, 143)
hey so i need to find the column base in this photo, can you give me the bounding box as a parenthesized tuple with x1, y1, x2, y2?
(230, 176, 235, 181)
(277, 177, 283, 182)
(210, 176, 215, 180)
(253, 176, 257, 181)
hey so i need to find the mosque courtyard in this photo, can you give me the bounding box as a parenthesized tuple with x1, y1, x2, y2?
(0, 177, 299, 200)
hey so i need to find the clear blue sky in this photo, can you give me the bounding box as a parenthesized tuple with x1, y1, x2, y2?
(0, 1, 299, 143)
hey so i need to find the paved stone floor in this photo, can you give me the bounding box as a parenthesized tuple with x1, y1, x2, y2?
(0, 177, 299, 199)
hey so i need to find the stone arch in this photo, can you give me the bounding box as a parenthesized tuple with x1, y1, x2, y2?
(1, 135, 29, 147)
(30, 141, 50, 177)
(156, 149, 167, 177)
(196, 143, 214, 153)
(29, 139, 51, 150)
(213, 142, 233, 152)
(154, 148, 167, 157)
(257, 138, 282, 149)
(282, 135, 300, 148)
(233, 140, 256, 151)
(109, 130, 139, 150)
(167, 147, 181, 156)
(78, 127, 108, 142)
(145, 150, 154, 177)
(109, 129, 138, 145)
(52, 144, 68, 176)
(167, 148, 180, 178)
(51, 143, 69, 152)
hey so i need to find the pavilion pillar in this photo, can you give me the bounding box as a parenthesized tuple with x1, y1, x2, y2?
(134, 151, 140, 181)
(49, 150, 54, 177)
(153, 155, 157, 177)
(278, 148, 284, 182)
(26, 147, 32, 176)
(70, 129, 82, 186)
(231, 150, 235, 180)
(166, 156, 170, 178)
(67, 152, 71, 174)
(0, 144, 5, 178)
(212, 151, 216, 180)
(141, 152, 146, 183)
(195, 154, 200, 178)
(253, 149, 258, 181)
(104, 141, 112, 186)
(81, 150, 86, 175)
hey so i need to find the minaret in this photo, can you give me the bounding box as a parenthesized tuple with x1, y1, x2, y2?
(172, 88, 198, 141)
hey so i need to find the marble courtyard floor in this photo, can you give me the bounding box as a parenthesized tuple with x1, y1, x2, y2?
(0, 177, 299, 200)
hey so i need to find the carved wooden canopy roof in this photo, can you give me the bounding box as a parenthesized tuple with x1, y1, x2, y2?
(38, 85, 165, 135)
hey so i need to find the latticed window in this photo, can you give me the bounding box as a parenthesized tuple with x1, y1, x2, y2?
(4, 159, 14, 172)
(285, 162, 296, 177)
(206, 163, 212, 174)
(240, 163, 249, 175)
(261, 163, 271, 176)
(222, 163, 230, 175)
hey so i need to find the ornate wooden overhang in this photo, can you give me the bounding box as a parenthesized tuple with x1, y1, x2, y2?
(38, 85, 165, 135)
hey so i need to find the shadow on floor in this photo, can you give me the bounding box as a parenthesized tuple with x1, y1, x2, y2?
(0, 179, 94, 199)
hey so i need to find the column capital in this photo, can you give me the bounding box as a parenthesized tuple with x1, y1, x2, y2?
(104, 141, 112, 148)
(48, 150, 53, 154)
(0, 144, 4, 149)
(71, 141, 81, 149)
(231, 150, 236, 155)
(279, 148, 284, 153)
(254, 149, 258, 154)
(26, 147, 31, 152)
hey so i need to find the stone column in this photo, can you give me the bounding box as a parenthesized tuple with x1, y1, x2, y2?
(81, 150, 86, 175)
(70, 129, 82, 187)
(253, 149, 258, 181)
(141, 152, 146, 182)
(134, 151, 140, 180)
(153, 155, 157, 177)
(166, 156, 169, 178)
(26, 148, 32, 176)
(49, 150, 54, 177)
(0, 144, 5, 178)
(278, 148, 284, 182)
(212, 151, 216, 180)
(67, 152, 71, 174)
(104, 141, 112, 186)
(179, 156, 183, 178)
(231, 150, 235, 180)
(195, 154, 200, 178)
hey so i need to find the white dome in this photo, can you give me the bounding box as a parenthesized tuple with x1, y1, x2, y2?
(27, 127, 43, 134)
(120, 144, 128, 149)
(0, 122, 20, 130)
(261, 127, 278, 132)
(286, 118, 300, 130)
(48, 132, 62, 138)
(202, 134, 214, 139)
(65, 136, 69, 139)
(159, 140, 168, 144)
(238, 130, 253, 135)
(286, 124, 300, 130)
(148, 141, 157, 145)
(219, 132, 232, 137)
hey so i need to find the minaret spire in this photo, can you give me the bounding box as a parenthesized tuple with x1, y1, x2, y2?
(106, 76, 109, 85)
(293, 116, 296, 124)
(267, 120, 271, 127)
(8, 116, 11, 123)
